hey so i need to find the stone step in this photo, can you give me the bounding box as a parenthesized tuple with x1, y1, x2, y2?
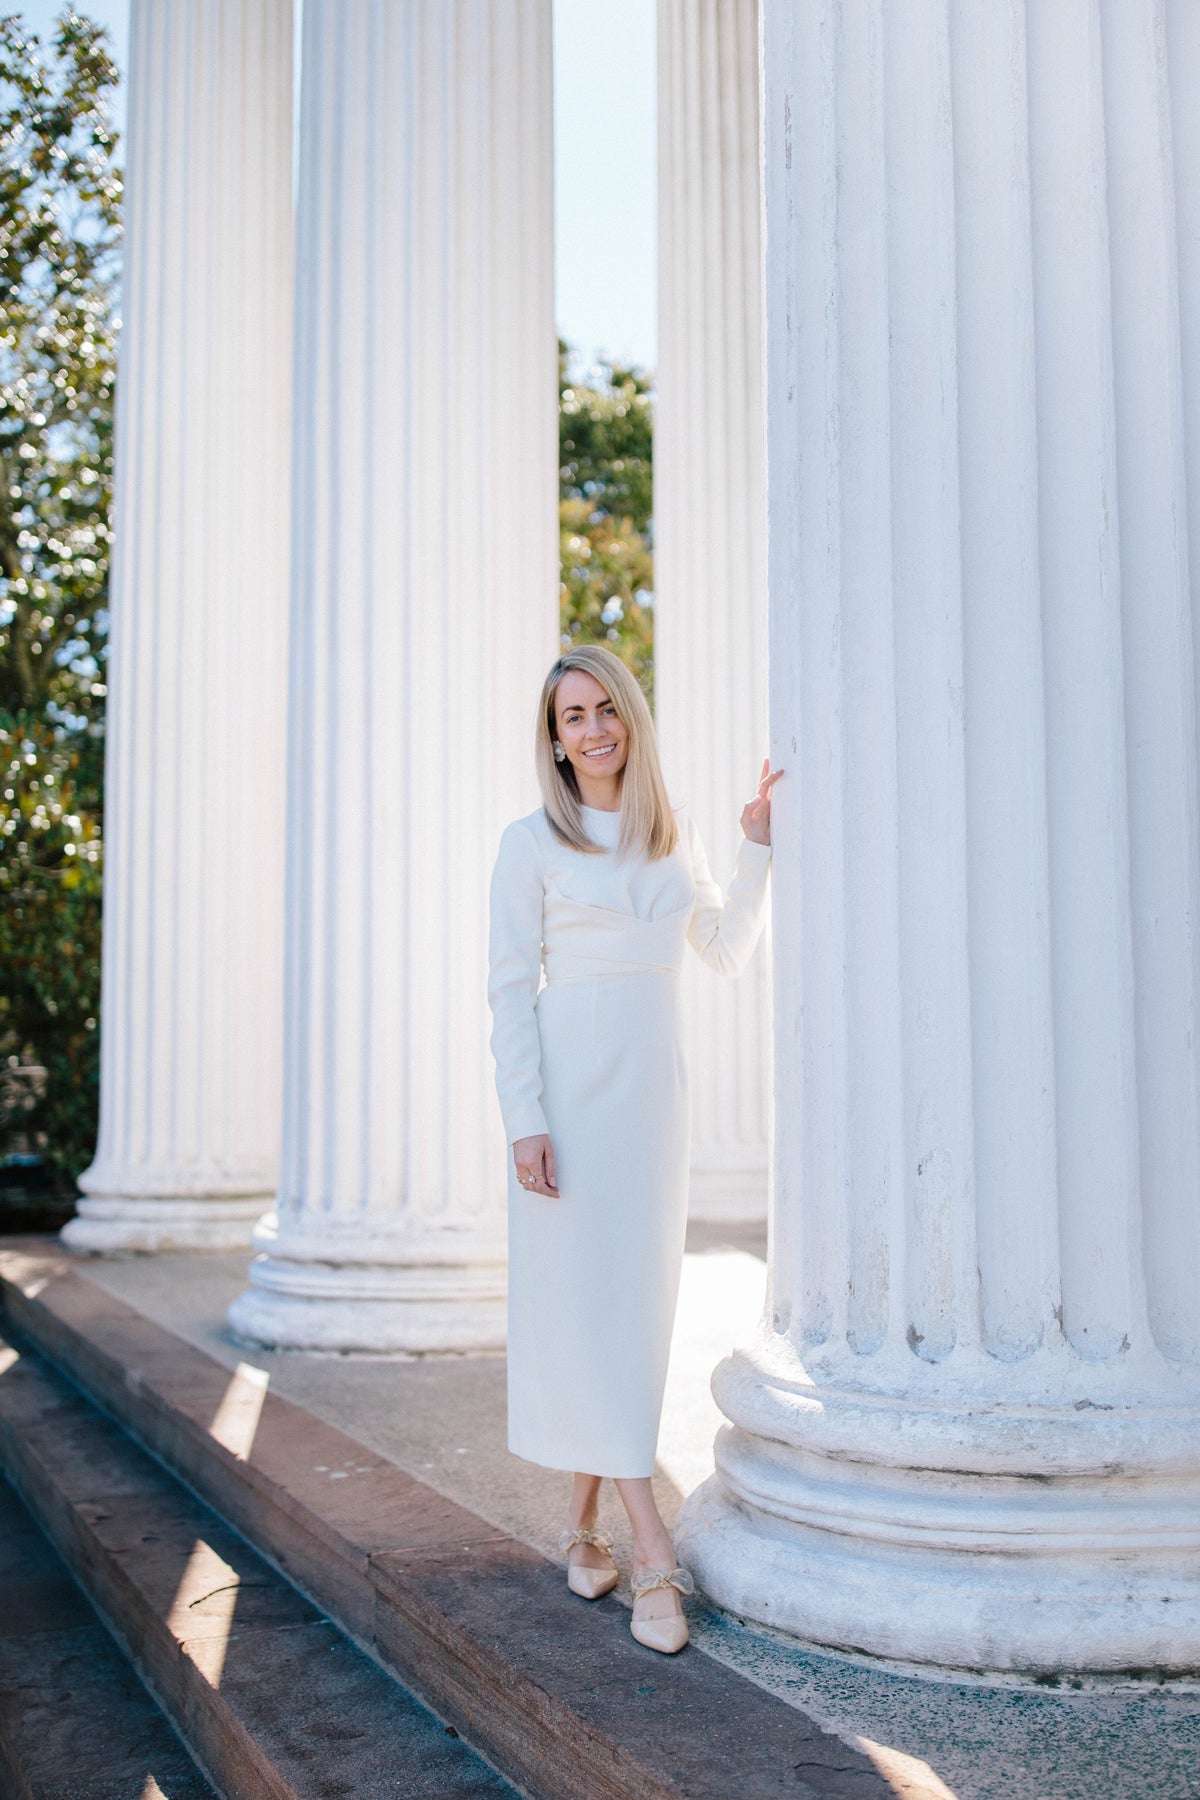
(0, 1240, 927, 1800)
(0, 1335, 516, 1800)
(0, 1474, 219, 1800)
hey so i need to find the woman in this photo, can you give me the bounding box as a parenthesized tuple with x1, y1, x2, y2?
(487, 644, 780, 1655)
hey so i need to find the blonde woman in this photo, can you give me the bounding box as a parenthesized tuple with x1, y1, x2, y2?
(487, 645, 781, 1655)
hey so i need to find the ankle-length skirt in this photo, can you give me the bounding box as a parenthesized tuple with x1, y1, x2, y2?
(506, 966, 692, 1477)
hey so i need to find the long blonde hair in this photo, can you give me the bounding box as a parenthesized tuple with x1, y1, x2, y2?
(535, 645, 678, 859)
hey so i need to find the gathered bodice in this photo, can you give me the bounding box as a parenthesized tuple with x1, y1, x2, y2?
(541, 804, 700, 981)
(486, 800, 773, 1146)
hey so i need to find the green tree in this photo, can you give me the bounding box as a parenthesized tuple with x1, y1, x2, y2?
(0, 8, 120, 1203)
(558, 343, 655, 701)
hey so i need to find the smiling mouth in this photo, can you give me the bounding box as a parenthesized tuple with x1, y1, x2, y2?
(582, 744, 617, 759)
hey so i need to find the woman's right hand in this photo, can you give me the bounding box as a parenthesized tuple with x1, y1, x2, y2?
(512, 1134, 559, 1197)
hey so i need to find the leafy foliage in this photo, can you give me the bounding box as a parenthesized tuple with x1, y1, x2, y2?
(0, 20, 654, 1203)
(0, 8, 120, 1198)
(558, 343, 655, 701)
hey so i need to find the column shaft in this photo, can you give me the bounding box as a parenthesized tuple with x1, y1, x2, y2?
(677, 0, 1200, 1673)
(64, 0, 293, 1254)
(227, 0, 558, 1351)
(655, 0, 770, 1221)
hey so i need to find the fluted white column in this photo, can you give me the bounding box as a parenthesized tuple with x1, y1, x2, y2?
(656, 0, 770, 1222)
(677, 0, 1200, 1672)
(64, 0, 293, 1254)
(227, 0, 558, 1352)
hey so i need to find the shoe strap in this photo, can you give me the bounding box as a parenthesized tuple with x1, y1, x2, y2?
(557, 1526, 615, 1559)
(631, 1565, 695, 1599)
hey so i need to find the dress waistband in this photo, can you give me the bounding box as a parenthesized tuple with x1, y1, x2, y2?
(539, 894, 692, 984)
(542, 951, 681, 983)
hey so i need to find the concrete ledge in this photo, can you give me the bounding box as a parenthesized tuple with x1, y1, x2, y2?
(0, 1239, 927, 1800)
(0, 1474, 219, 1800)
(0, 1341, 514, 1800)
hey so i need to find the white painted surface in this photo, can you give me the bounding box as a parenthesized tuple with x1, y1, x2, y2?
(489, 802, 771, 1474)
(655, 0, 771, 1222)
(227, 0, 559, 1352)
(676, 0, 1200, 1673)
(64, 0, 294, 1255)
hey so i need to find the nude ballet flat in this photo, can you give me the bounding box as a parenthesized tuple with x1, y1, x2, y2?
(558, 1526, 619, 1600)
(630, 1565, 694, 1654)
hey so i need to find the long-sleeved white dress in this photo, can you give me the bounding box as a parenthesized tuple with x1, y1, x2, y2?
(487, 799, 772, 1478)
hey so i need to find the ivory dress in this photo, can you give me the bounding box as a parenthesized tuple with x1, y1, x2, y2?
(487, 799, 772, 1478)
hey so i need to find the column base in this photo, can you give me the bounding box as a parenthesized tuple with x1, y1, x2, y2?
(676, 1334, 1200, 1677)
(226, 1214, 508, 1352)
(687, 1162, 768, 1224)
(61, 1195, 268, 1254)
(677, 1462, 1200, 1677)
(226, 1277, 506, 1354)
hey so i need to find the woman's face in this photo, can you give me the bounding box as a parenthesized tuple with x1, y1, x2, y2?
(553, 668, 630, 793)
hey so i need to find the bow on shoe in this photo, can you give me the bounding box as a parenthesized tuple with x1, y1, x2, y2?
(557, 1526, 616, 1557)
(631, 1566, 695, 1600)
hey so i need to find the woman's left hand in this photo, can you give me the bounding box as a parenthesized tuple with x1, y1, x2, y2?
(740, 757, 784, 845)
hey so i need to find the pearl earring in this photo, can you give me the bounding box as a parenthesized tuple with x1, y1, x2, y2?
(553, 741, 566, 762)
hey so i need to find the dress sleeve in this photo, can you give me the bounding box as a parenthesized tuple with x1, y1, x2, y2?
(685, 810, 773, 977)
(487, 819, 550, 1146)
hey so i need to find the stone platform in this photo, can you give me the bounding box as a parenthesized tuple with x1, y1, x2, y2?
(1, 1233, 1198, 1800)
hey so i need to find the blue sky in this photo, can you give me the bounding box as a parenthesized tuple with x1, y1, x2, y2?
(553, 0, 656, 376)
(14, 0, 657, 376)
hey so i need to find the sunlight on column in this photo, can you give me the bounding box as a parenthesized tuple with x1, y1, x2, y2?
(658, 1249, 767, 1497)
(139, 1778, 172, 1800)
(0, 1345, 18, 1378)
(206, 1361, 270, 1460)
